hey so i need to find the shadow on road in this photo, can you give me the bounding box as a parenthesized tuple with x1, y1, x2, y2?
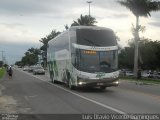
(48, 81, 115, 93)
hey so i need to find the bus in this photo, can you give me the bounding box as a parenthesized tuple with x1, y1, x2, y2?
(47, 26, 119, 90)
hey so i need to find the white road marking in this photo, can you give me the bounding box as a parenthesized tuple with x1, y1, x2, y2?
(17, 68, 126, 114)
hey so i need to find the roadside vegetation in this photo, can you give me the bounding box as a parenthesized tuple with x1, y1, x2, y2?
(119, 38, 160, 70)
(15, 48, 41, 67)
(0, 67, 5, 79)
(120, 76, 160, 85)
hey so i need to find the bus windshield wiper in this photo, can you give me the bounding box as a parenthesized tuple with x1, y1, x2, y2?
(83, 38, 100, 46)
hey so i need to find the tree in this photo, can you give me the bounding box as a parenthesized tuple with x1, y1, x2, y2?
(64, 24, 69, 30)
(46, 30, 61, 41)
(119, 47, 134, 69)
(20, 48, 41, 66)
(28, 47, 41, 56)
(119, 38, 160, 70)
(139, 39, 160, 70)
(71, 14, 97, 26)
(118, 0, 160, 78)
(15, 61, 22, 66)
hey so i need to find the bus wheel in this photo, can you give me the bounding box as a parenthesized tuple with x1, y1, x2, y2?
(100, 86, 106, 90)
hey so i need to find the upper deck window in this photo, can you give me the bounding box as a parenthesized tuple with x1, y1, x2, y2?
(76, 29, 117, 47)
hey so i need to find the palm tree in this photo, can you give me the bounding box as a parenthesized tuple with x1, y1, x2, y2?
(71, 14, 97, 26)
(118, 0, 160, 78)
(64, 24, 69, 30)
(39, 37, 48, 52)
(47, 30, 61, 40)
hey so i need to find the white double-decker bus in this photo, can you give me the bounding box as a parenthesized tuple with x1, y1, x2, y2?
(47, 26, 119, 90)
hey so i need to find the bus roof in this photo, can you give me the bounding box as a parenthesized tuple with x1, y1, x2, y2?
(69, 26, 113, 32)
(48, 26, 115, 46)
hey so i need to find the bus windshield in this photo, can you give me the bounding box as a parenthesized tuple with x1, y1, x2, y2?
(76, 29, 117, 47)
(74, 49, 118, 73)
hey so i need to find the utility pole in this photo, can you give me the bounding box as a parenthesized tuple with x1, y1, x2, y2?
(0, 51, 5, 67)
(87, 1, 93, 25)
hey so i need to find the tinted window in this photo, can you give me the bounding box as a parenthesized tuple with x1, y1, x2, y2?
(76, 29, 117, 47)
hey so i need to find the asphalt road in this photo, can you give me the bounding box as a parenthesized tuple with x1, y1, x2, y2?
(0, 68, 160, 117)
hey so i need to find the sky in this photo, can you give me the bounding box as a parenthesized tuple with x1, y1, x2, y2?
(0, 0, 160, 64)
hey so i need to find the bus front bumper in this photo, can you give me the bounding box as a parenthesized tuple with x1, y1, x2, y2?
(77, 77, 119, 88)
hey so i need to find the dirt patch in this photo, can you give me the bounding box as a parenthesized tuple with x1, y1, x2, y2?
(0, 84, 31, 113)
(0, 95, 17, 113)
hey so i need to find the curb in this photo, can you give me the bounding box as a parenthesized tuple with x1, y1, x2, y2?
(119, 79, 160, 86)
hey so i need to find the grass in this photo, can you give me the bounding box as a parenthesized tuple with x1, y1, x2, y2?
(0, 67, 5, 79)
(120, 76, 160, 85)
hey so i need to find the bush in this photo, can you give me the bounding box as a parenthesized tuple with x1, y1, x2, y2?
(0, 68, 5, 79)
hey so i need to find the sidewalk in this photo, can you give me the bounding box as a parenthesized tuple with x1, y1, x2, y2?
(120, 79, 160, 86)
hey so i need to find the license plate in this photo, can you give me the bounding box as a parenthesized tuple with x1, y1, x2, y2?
(97, 83, 104, 86)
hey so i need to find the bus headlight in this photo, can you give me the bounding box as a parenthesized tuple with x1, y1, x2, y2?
(113, 81, 119, 84)
(78, 82, 86, 85)
(77, 77, 86, 85)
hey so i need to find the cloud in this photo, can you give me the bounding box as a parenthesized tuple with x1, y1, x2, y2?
(0, 0, 52, 15)
(151, 12, 160, 19)
(149, 12, 160, 27)
(0, 0, 84, 16)
(93, 0, 121, 10)
(0, 23, 40, 64)
(0, 0, 126, 18)
(149, 21, 160, 27)
(0, 22, 39, 44)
